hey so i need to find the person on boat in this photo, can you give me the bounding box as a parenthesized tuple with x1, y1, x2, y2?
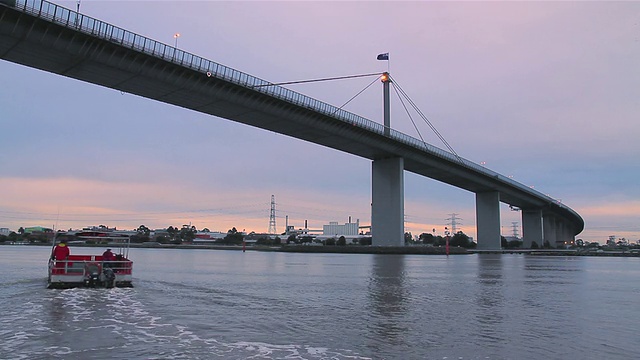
(102, 248, 115, 268)
(113, 254, 125, 273)
(52, 240, 70, 274)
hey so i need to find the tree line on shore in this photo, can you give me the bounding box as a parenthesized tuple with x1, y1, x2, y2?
(1, 224, 477, 248)
(1, 224, 562, 250)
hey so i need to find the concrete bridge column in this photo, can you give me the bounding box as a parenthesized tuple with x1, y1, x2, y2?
(556, 220, 568, 248)
(475, 191, 501, 250)
(564, 224, 576, 245)
(543, 215, 557, 248)
(522, 209, 543, 249)
(371, 157, 404, 246)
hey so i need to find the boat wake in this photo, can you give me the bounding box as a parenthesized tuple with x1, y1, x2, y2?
(1, 284, 371, 359)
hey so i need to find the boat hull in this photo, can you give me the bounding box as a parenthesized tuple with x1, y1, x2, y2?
(47, 273, 134, 289)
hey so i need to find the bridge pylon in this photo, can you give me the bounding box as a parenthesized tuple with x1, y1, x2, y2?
(371, 72, 405, 246)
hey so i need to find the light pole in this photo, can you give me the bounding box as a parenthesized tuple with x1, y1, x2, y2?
(75, 0, 81, 27)
(173, 33, 181, 48)
(172, 33, 181, 60)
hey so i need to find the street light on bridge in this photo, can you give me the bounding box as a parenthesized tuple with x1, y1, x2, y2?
(173, 33, 181, 48)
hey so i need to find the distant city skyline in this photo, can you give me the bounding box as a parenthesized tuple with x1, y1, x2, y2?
(1, 1, 638, 243)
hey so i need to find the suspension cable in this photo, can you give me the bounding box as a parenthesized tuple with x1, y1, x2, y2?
(250, 70, 463, 165)
(390, 75, 464, 164)
(332, 76, 381, 115)
(251, 72, 382, 88)
(391, 84, 426, 145)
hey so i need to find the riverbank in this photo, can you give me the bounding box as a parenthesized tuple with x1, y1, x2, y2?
(136, 243, 469, 255)
(278, 245, 467, 255)
(1, 242, 468, 255)
(4, 243, 639, 256)
(470, 249, 640, 257)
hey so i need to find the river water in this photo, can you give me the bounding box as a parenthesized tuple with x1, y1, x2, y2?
(0, 246, 639, 360)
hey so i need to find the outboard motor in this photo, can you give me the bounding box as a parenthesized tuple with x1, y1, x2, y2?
(103, 267, 116, 288)
(84, 262, 102, 287)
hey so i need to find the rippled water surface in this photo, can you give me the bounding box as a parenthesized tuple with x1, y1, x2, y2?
(1, 246, 639, 359)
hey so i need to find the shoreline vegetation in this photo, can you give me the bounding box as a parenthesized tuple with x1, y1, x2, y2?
(4, 242, 640, 257)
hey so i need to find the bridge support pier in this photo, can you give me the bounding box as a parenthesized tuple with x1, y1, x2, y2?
(371, 157, 404, 246)
(543, 215, 557, 248)
(522, 209, 543, 249)
(569, 226, 576, 244)
(475, 191, 501, 250)
(556, 221, 569, 248)
(563, 224, 576, 245)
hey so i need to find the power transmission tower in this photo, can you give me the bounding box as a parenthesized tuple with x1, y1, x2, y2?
(511, 222, 520, 239)
(446, 213, 462, 234)
(268, 195, 277, 234)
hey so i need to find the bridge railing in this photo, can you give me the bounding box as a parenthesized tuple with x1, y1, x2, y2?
(9, 0, 581, 220)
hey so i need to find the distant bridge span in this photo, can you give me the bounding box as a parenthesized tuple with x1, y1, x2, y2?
(0, 0, 584, 248)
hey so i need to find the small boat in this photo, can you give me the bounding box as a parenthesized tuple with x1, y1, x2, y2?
(47, 238, 133, 289)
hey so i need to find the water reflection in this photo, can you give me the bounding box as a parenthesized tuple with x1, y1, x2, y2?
(366, 255, 409, 348)
(475, 254, 505, 342)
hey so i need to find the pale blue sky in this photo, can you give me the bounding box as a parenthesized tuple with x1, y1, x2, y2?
(1, 1, 639, 242)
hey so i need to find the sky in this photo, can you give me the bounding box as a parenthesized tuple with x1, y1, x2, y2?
(1, 1, 639, 243)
